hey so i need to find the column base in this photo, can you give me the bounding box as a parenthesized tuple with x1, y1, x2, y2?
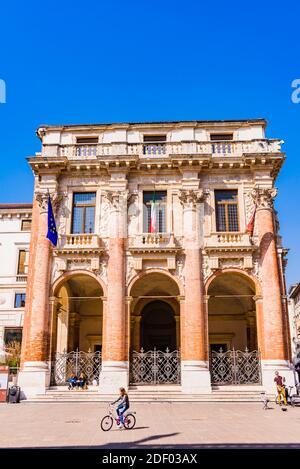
(261, 359, 296, 393)
(99, 361, 129, 394)
(181, 360, 212, 394)
(18, 361, 50, 398)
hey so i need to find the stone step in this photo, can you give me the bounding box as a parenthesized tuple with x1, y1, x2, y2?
(23, 391, 270, 403)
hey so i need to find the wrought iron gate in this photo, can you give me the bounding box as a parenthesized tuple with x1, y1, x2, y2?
(130, 348, 181, 385)
(51, 351, 102, 386)
(210, 348, 261, 385)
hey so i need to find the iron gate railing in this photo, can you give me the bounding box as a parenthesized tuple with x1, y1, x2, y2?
(51, 351, 102, 386)
(210, 348, 261, 385)
(130, 348, 181, 385)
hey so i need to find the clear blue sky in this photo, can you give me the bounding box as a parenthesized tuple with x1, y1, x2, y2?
(0, 1, 299, 287)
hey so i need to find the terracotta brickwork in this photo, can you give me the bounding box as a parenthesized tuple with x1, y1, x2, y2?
(21, 195, 51, 364)
(254, 188, 288, 361)
(181, 248, 206, 361)
(102, 238, 126, 361)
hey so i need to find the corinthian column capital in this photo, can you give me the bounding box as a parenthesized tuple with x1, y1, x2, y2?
(35, 191, 63, 214)
(103, 190, 128, 210)
(251, 187, 277, 210)
(178, 189, 208, 208)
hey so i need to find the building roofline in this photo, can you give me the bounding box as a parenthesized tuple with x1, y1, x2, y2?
(0, 203, 32, 210)
(289, 283, 300, 298)
(36, 118, 267, 138)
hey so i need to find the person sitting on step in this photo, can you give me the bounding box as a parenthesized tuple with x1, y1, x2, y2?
(76, 372, 87, 390)
(67, 373, 77, 390)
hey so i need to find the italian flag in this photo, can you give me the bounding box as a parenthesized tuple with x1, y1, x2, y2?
(246, 205, 256, 236)
(150, 193, 157, 233)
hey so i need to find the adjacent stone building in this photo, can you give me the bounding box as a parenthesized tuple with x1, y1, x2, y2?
(288, 283, 300, 365)
(18, 119, 293, 397)
(0, 204, 32, 358)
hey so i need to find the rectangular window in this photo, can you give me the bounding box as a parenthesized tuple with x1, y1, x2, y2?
(17, 250, 26, 274)
(21, 219, 32, 231)
(14, 293, 26, 308)
(71, 192, 96, 234)
(143, 135, 166, 155)
(143, 135, 167, 142)
(76, 137, 98, 144)
(210, 134, 233, 141)
(4, 328, 22, 345)
(143, 191, 167, 233)
(215, 190, 239, 232)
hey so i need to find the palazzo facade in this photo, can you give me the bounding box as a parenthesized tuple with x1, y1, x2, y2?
(18, 119, 293, 396)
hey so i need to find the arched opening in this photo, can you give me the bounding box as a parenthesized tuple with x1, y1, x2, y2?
(51, 272, 104, 386)
(129, 271, 181, 385)
(129, 271, 180, 352)
(140, 301, 176, 351)
(207, 271, 261, 385)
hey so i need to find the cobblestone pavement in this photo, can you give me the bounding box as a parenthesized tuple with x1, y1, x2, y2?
(0, 402, 299, 448)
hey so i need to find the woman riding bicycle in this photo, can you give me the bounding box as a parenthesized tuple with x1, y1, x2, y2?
(111, 387, 130, 429)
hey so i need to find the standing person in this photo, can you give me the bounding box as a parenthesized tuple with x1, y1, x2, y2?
(295, 361, 300, 384)
(111, 388, 130, 429)
(274, 371, 287, 406)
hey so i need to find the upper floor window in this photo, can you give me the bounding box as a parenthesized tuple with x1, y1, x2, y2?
(4, 327, 22, 345)
(76, 137, 98, 144)
(75, 137, 98, 157)
(71, 192, 96, 234)
(143, 191, 167, 233)
(210, 134, 233, 141)
(143, 135, 166, 155)
(17, 250, 26, 275)
(14, 293, 26, 308)
(21, 219, 32, 231)
(215, 190, 239, 232)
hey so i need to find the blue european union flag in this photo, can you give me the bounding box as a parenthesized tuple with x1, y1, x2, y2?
(46, 195, 58, 246)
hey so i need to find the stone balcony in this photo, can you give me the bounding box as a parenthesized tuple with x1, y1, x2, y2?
(42, 139, 283, 160)
(15, 274, 28, 283)
(128, 233, 181, 253)
(204, 232, 256, 253)
(55, 234, 103, 254)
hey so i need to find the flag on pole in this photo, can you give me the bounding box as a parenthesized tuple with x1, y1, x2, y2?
(46, 194, 58, 246)
(150, 192, 157, 233)
(246, 205, 256, 236)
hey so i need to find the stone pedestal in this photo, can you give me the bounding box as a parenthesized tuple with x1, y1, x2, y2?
(181, 361, 211, 394)
(18, 361, 50, 397)
(99, 361, 129, 394)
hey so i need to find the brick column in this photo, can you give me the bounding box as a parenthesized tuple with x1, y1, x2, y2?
(18, 191, 53, 396)
(179, 189, 211, 393)
(99, 191, 128, 393)
(252, 187, 293, 391)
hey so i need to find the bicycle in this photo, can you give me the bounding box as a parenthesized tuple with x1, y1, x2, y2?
(100, 404, 136, 431)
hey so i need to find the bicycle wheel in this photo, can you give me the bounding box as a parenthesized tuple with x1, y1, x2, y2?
(101, 415, 113, 431)
(124, 413, 136, 430)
